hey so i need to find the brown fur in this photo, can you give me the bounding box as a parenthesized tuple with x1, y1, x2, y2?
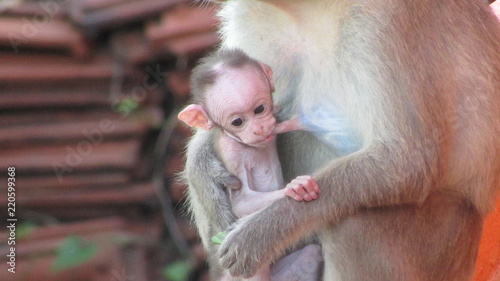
(184, 0, 500, 280)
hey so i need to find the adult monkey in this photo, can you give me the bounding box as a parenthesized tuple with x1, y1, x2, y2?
(183, 0, 500, 280)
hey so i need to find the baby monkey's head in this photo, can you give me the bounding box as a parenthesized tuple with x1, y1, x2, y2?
(179, 49, 277, 147)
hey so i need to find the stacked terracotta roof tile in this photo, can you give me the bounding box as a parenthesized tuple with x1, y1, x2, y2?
(0, 0, 218, 280)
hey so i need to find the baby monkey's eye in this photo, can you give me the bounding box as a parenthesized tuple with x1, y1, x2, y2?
(231, 118, 244, 127)
(254, 105, 265, 114)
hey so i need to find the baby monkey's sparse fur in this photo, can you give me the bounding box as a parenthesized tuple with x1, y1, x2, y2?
(189, 49, 270, 107)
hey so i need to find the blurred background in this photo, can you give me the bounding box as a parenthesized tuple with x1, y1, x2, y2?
(0, 1, 499, 281)
(0, 0, 219, 280)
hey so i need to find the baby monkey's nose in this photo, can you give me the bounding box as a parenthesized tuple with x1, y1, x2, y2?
(254, 126, 267, 136)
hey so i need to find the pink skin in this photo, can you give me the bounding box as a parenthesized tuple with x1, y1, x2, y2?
(284, 175, 319, 201)
(273, 118, 305, 135)
(206, 66, 318, 200)
(179, 65, 318, 201)
(205, 66, 277, 148)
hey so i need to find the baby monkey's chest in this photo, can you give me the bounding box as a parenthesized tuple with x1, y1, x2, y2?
(247, 161, 284, 192)
(227, 148, 284, 193)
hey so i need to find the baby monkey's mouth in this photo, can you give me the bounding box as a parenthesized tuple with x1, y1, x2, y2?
(249, 133, 275, 147)
(264, 134, 275, 142)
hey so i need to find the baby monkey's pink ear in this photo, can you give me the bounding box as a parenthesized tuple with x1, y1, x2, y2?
(259, 62, 275, 93)
(178, 104, 214, 131)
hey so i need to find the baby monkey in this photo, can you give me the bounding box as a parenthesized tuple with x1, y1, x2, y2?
(179, 49, 320, 213)
(179, 49, 322, 280)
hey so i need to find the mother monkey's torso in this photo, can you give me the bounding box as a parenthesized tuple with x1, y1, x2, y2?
(214, 0, 500, 280)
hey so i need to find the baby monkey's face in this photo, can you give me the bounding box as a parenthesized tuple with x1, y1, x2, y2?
(207, 66, 276, 148)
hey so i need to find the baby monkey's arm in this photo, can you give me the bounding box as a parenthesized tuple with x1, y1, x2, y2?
(231, 176, 319, 217)
(273, 118, 305, 134)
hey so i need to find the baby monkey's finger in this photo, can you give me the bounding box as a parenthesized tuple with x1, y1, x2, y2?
(293, 175, 320, 193)
(290, 178, 319, 199)
(288, 182, 313, 199)
(284, 187, 303, 201)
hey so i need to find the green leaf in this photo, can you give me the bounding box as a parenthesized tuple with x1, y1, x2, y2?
(117, 98, 139, 116)
(211, 231, 227, 245)
(52, 236, 98, 272)
(16, 222, 36, 239)
(163, 260, 193, 281)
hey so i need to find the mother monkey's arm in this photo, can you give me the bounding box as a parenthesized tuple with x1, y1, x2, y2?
(219, 115, 440, 278)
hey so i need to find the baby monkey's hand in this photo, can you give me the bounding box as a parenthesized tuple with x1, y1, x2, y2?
(283, 175, 319, 202)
